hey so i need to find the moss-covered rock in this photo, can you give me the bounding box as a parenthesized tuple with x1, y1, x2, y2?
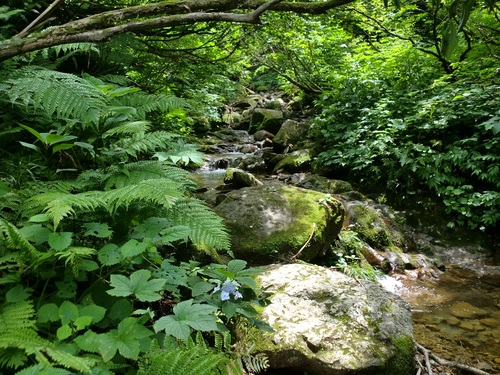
(223, 168, 263, 188)
(273, 149, 312, 173)
(347, 202, 405, 251)
(240, 263, 415, 375)
(295, 174, 353, 194)
(213, 183, 344, 264)
(249, 108, 284, 134)
(273, 120, 310, 152)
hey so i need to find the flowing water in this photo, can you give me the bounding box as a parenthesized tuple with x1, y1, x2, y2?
(194, 130, 500, 373)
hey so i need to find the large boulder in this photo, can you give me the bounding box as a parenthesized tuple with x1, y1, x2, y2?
(223, 168, 263, 188)
(249, 108, 284, 134)
(273, 149, 312, 173)
(214, 183, 344, 264)
(243, 263, 415, 375)
(273, 119, 310, 152)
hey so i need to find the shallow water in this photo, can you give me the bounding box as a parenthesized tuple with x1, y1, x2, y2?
(392, 264, 500, 373)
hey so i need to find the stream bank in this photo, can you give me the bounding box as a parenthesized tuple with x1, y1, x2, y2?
(192, 91, 500, 374)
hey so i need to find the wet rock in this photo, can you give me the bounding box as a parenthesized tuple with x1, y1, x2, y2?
(238, 144, 258, 153)
(223, 168, 263, 188)
(242, 263, 415, 375)
(294, 174, 353, 194)
(273, 120, 310, 153)
(253, 129, 275, 141)
(249, 108, 284, 134)
(214, 183, 344, 264)
(273, 149, 312, 173)
(449, 301, 489, 319)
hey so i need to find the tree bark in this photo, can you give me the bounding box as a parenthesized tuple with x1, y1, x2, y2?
(0, 0, 355, 61)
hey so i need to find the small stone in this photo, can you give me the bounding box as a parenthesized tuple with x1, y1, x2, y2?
(449, 301, 488, 319)
(480, 317, 499, 328)
(459, 321, 475, 331)
(447, 316, 460, 326)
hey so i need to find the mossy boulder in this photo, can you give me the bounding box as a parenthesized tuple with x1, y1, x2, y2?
(249, 108, 284, 134)
(241, 263, 415, 375)
(295, 174, 353, 194)
(346, 202, 405, 251)
(213, 183, 344, 264)
(223, 168, 263, 188)
(273, 119, 310, 152)
(273, 149, 312, 173)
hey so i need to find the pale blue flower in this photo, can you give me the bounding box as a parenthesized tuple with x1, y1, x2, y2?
(213, 279, 243, 301)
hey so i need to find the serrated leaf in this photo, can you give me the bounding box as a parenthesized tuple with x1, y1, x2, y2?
(74, 330, 101, 353)
(120, 239, 148, 258)
(6, 284, 32, 302)
(59, 300, 79, 325)
(83, 222, 113, 238)
(38, 303, 60, 323)
(98, 243, 121, 266)
(74, 315, 93, 331)
(79, 305, 106, 324)
(227, 259, 247, 275)
(48, 231, 73, 251)
(19, 224, 50, 245)
(57, 324, 73, 340)
(108, 269, 166, 302)
(191, 281, 214, 297)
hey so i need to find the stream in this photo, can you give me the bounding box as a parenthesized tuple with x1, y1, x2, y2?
(193, 129, 500, 373)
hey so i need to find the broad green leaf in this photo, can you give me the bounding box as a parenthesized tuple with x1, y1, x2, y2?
(83, 222, 113, 238)
(227, 259, 247, 275)
(74, 316, 93, 331)
(59, 300, 79, 325)
(48, 232, 73, 251)
(38, 303, 60, 323)
(221, 301, 237, 319)
(191, 281, 214, 297)
(52, 143, 75, 153)
(28, 214, 50, 223)
(6, 284, 32, 302)
(57, 324, 73, 341)
(108, 299, 132, 321)
(120, 239, 148, 258)
(19, 224, 50, 245)
(74, 330, 101, 354)
(19, 141, 40, 152)
(79, 305, 106, 324)
(46, 134, 77, 145)
(19, 124, 45, 144)
(153, 300, 218, 339)
(98, 317, 152, 361)
(98, 243, 121, 266)
(108, 269, 166, 302)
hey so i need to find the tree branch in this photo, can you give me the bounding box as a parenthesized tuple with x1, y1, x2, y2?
(0, 0, 355, 62)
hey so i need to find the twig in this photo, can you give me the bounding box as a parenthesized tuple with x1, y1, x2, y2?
(291, 223, 316, 261)
(416, 343, 433, 375)
(416, 342, 491, 375)
(15, 0, 65, 39)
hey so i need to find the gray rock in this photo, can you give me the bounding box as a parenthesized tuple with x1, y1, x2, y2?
(273, 149, 312, 173)
(214, 183, 344, 264)
(223, 168, 263, 188)
(249, 108, 284, 134)
(244, 263, 415, 375)
(273, 119, 310, 152)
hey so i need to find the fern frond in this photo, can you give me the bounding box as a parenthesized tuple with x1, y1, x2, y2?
(102, 161, 195, 190)
(169, 200, 230, 250)
(113, 131, 176, 157)
(0, 301, 36, 333)
(0, 219, 43, 263)
(115, 92, 189, 118)
(26, 191, 105, 230)
(101, 178, 185, 213)
(45, 347, 94, 374)
(103, 120, 151, 138)
(239, 353, 269, 374)
(15, 364, 75, 375)
(3, 66, 106, 124)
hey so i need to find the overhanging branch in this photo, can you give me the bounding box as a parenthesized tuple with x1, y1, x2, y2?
(0, 0, 355, 61)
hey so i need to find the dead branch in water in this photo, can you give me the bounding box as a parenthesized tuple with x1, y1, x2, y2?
(416, 343, 492, 375)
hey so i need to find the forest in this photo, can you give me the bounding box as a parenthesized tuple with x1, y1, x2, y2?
(0, 0, 499, 374)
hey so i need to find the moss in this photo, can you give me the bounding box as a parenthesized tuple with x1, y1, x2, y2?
(273, 150, 312, 173)
(351, 204, 394, 249)
(381, 336, 415, 375)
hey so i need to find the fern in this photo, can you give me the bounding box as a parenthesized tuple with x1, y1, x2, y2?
(113, 130, 177, 157)
(103, 120, 151, 138)
(0, 301, 94, 373)
(169, 200, 231, 250)
(15, 364, 75, 375)
(2, 66, 106, 124)
(0, 218, 44, 264)
(101, 161, 195, 190)
(115, 92, 189, 118)
(138, 333, 242, 375)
